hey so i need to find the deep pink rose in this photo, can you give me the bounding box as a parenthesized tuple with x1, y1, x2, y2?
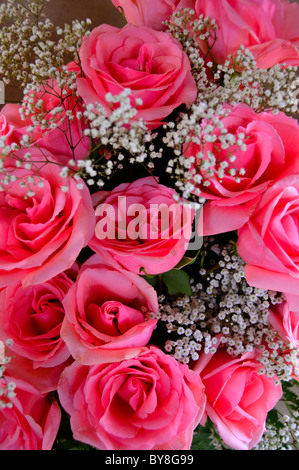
(58, 346, 206, 450)
(183, 103, 299, 235)
(76, 23, 197, 129)
(0, 149, 95, 288)
(237, 175, 299, 295)
(193, 0, 299, 67)
(0, 374, 61, 450)
(89, 176, 195, 275)
(268, 299, 299, 349)
(193, 348, 282, 450)
(110, 0, 195, 31)
(0, 266, 78, 375)
(61, 253, 158, 364)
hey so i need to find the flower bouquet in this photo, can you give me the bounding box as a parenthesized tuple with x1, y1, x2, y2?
(0, 0, 298, 451)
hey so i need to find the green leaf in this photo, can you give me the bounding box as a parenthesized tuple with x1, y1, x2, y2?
(174, 249, 201, 270)
(191, 421, 218, 450)
(162, 269, 192, 296)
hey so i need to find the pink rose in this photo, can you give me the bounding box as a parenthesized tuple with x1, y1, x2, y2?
(0, 104, 42, 149)
(58, 346, 206, 450)
(89, 176, 195, 275)
(76, 23, 197, 129)
(193, 0, 299, 67)
(0, 266, 78, 374)
(237, 175, 299, 295)
(0, 374, 61, 450)
(193, 348, 282, 450)
(23, 78, 90, 166)
(0, 148, 95, 288)
(61, 253, 158, 364)
(110, 0, 195, 31)
(183, 103, 299, 235)
(249, 38, 299, 68)
(268, 299, 299, 349)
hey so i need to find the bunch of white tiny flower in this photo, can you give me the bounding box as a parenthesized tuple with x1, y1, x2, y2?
(254, 413, 299, 450)
(160, 8, 299, 200)
(0, 339, 16, 409)
(151, 239, 286, 368)
(258, 331, 299, 382)
(164, 8, 217, 88)
(0, 0, 91, 89)
(78, 90, 161, 187)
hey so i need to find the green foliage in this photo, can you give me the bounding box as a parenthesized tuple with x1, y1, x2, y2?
(162, 269, 192, 296)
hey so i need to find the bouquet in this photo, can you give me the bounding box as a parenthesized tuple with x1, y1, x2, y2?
(0, 0, 298, 451)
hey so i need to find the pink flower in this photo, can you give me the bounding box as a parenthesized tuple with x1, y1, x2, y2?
(268, 299, 299, 349)
(0, 374, 61, 450)
(193, 348, 282, 450)
(0, 104, 42, 149)
(0, 266, 78, 373)
(18, 78, 90, 166)
(75, 23, 197, 129)
(57, 346, 206, 450)
(249, 38, 299, 68)
(0, 149, 95, 288)
(237, 175, 299, 295)
(110, 0, 195, 31)
(89, 176, 195, 275)
(60, 253, 158, 364)
(183, 103, 299, 235)
(193, 0, 299, 67)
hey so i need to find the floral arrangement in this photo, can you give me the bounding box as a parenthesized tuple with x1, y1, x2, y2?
(0, 0, 298, 451)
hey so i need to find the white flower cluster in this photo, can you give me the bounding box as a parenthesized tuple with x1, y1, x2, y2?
(0, 0, 91, 89)
(0, 339, 16, 409)
(160, 8, 299, 200)
(152, 239, 298, 383)
(254, 413, 299, 450)
(80, 90, 160, 187)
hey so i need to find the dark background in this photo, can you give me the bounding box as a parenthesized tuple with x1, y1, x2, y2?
(43, 0, 125, 28)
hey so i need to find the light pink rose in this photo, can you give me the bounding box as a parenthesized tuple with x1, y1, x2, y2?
(76, 23, 197, 129)
(89, 176, 195, 275)
(268, 299, 299, 349)
(193, 0, 299, 67)
(110, 0, 195, 31)
(0, 374, 61, 450)
(237, 175, 299, 296)
(0, 148, 95, 288)
(183, 103, 299, 235)
(0, 266, 78, 374)
(193, 348, 282, 450)
(61, 253, 158, 364)
(58, 346, 206, 450)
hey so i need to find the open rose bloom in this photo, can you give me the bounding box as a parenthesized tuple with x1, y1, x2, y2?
(0, 373, 61, 450)
(75, 23, 197, 129)
(58, 346, 206, 450)
(60, 253, 158, 364)
(0, 150, 95, 288)
(193, 348, 282, 450)
(237, 175, 299, 295)
(193, 0, 299, 67)
(184, 103, 299, 236)
(89, 176, 195, 275)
